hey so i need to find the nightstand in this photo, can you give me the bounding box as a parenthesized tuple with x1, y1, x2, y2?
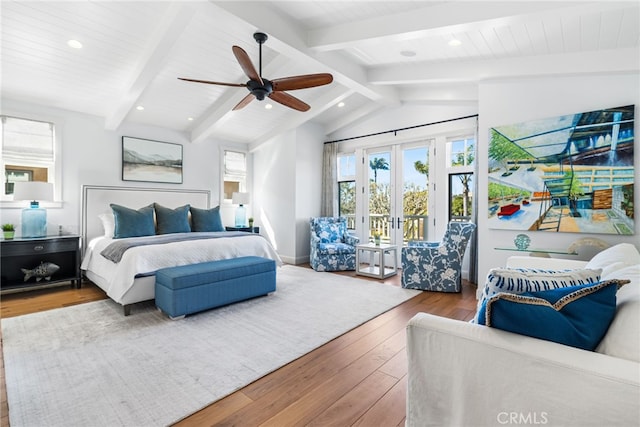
(1, 235, 81, 293)
(225, 226, 260, 233)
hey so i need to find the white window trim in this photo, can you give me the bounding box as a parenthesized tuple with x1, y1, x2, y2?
(1, 113, 63, 209)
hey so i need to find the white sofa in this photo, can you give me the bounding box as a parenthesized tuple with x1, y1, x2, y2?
(406, 243, 640, 427)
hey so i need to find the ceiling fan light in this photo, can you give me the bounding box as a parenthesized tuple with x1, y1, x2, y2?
(265, 104, 273, 110)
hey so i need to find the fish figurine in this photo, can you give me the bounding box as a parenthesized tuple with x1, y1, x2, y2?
(21, 262, 60, 282)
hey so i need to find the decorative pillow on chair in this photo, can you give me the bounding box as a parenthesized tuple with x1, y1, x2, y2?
(190, 206, 224, 232)
(110, 204, 155, 239)
(477, 279, 629, 351)
(473, 267, 602, 323)
(154, 203, 191, 234)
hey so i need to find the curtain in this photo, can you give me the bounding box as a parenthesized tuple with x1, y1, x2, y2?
(320, 143, 337, 217)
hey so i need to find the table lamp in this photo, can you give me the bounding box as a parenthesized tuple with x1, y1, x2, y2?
(13, 181, 54, 238)
(232, 192, 250, 227)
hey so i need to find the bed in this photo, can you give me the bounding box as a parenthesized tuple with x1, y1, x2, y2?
(80, 185, 282, 315)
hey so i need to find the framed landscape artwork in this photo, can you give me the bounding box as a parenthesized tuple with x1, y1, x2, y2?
(488, 105, 634, 235)
(122, 136, 183, 184)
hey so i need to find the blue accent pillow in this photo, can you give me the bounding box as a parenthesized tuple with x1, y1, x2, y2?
(190, 206, 224, 232)
(477, 279, 629, 351)
(110, 203, 155, 239)
(154, 203, 191, 234)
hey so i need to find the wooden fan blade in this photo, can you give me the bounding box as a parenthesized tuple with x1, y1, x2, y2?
(268, 91, 310, 112)
(232, 93, 255, 111)
(178, 77, 246, 88)
(232, 46, 263, 85)
(271, 73, 333, 91)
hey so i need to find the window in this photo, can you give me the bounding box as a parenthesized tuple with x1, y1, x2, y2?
(447, 137, 475, 222)
(1, 115, 57, 202)
(337, 153, 356, 229)
(448, 137, 475, 167)
(222, 150, 246, 200)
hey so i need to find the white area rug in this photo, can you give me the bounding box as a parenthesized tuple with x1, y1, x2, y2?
(2, 265, 419, 427)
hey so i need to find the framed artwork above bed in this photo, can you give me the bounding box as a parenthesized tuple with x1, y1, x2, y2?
(122, 136, 183, 184)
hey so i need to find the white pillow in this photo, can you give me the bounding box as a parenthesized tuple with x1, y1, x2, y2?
(99, 212, 115, 237)
(586, 243, 640, 273)
(596, 271, 640, 363)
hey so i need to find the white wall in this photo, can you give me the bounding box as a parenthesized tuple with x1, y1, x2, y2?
(0, 98, 243, 235)
(252, 122, 324, 264)
(477, 72, 640, 286)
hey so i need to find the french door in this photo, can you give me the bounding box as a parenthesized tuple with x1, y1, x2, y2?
(364, 141, 432, 250)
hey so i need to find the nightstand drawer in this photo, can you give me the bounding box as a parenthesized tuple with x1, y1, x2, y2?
(2, 238, 78, 256)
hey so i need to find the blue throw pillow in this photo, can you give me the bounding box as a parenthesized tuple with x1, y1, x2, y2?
(477, 279, 629, 351)
(110, 203, 155, 239)
(154, 203, 191, 234)
(190, 206, 224, 232)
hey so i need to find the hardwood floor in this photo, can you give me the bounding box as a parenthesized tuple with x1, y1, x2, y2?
(0, 269, 477, 427)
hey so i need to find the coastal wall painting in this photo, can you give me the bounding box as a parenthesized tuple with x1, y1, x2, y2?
(122, 137, 183, 184)
(488, 105, 634, 235)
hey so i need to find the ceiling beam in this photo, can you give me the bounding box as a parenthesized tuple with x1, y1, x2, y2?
(104, 3, 195, 130)
(248, 85, 348, 151)
(307, 2, 611, 51)
(209, 1, 400, 106)
(368, 48, 640, 85)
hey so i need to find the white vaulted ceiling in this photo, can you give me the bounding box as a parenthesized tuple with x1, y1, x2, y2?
(1, 1, 638, 146)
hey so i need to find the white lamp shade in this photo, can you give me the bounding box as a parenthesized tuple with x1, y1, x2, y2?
(232, 192, 250, 205)
(13, 181, 54, 202)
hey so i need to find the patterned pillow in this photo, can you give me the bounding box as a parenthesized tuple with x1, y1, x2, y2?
(477, 279, 629, 351)
(472, 267, 602, 323)
(110, 204, 155, 239)
(154, 203, 191, 234)
(190, 206, 224, 232)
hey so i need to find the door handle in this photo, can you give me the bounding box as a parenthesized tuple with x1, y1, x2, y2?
(397, 217, 403, 229)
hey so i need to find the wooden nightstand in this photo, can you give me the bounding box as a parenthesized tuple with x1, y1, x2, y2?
(1, 235, 81, 293)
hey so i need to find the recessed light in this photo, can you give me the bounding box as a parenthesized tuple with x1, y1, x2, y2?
(136, 105, 144, 111)
(338, 102, 345, 108)
(265, 104, 273, 110)
(67, 39, 83, 49)
(448, 39, 462, 47)
(400, 50, 416, 57)
(187, 117, 194, 121)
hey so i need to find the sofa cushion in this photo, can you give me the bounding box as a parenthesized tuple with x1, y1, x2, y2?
(154, 203, 191, 235)
(586, 243, 640, 277)
(317, 242, 356, 255)
(596, 265, 640, 362)
(473, 267, 602, 323)
(477, 279, 628, 351)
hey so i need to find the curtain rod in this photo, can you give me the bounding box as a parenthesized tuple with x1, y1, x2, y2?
(324, 113, 479, 144)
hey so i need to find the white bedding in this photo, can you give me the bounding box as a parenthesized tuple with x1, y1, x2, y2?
(81, 233, 282, 304)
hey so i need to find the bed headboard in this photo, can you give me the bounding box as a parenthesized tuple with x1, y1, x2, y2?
(81, 185, 211, 253)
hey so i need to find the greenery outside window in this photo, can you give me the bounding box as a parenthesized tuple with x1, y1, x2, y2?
(337, 153, 356, 229)
(447, 137, 475, 222)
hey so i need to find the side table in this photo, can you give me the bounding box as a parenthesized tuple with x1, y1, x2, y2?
(355, 243, 398, 279)
(1, 235, 82, 293)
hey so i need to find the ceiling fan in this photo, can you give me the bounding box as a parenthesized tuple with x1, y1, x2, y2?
(178, 32, 333, 112)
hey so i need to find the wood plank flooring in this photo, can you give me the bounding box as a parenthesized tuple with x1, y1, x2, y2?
(0, 268, 477, 427)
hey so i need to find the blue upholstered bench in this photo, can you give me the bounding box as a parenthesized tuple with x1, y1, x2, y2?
(155, 256, 276, 319)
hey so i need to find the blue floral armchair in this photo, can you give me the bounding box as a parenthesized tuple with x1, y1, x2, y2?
(310, 217, 360, 271)
(401, 221, 476, 292)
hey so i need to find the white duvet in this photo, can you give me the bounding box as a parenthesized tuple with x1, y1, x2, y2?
(81, 234, 282, 303)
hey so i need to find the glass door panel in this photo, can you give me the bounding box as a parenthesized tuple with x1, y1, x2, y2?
(400, 146, 429, 244)
(368, 151, 392, 244)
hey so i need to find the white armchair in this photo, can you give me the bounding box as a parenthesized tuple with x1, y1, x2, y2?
(406, 243, 640, 427)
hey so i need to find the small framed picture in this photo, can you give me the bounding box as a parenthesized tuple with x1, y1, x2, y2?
(122, 136, 183, 184)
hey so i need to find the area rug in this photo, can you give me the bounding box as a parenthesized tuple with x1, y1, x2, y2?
(2, 265, 419, 427)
